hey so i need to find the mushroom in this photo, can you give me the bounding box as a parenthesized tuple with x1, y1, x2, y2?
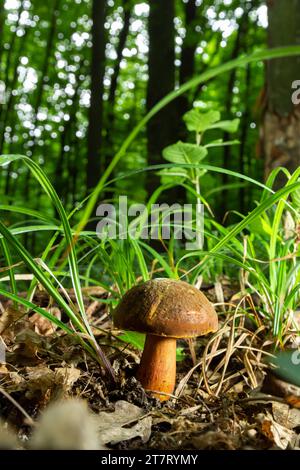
(113, 278, 218, 401)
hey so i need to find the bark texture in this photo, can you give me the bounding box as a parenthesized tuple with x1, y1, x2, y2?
(263, 0, 300, 181)
(87, 0, 106, 191)
(146, 0, 176, 194)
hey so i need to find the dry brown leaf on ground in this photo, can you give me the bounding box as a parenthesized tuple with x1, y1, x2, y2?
(54, 367, 81, 393)
(24, 366, 56, 399)
(0, 363, 9, 374)
(3, 371, 25, 392)
(10, 329, 47, 364)
(20, 366, 81, 400)
(0, 307, 28, 342)
(29, 308, 61, 336)
(258, 411, 298, 449)
(272, 402, 300, 430)
(97, 400, 152, 449)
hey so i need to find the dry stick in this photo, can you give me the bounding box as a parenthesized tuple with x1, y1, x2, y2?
(0, 387, 35, 426)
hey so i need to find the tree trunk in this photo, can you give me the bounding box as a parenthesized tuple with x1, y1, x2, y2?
(107, 0, 130, 119)
(0, 0, 25, 141)
(177, 0, 198, 119)
(86, 0, 106, 192)
(238, 64, 251, 214)
(221, 9, 249, 215)
(104, 0, 131, 166)
(22, 0, 60, 200)
(146, 0, 176, 195)
(54, 58, 84, 202)
(0, 0, 5, 65)
(263, 0, 300, 183)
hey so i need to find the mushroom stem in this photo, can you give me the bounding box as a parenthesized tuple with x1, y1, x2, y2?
(137, 334, 176, 401)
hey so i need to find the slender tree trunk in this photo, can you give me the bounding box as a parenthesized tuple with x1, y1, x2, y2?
(32, 0, 60, 128)
(1, 2, 29, 197)
(263, 0, 300, 185)
(71, 134, 80, 207)
(23, 0, 60, 200)
(3, 34, 30, 196)
(146, 0, 176, 195)
(54, 58, 83, 201)
(177, 0, 198, 119)
(107, 0, 130, 120)
(0, 0, 24, 138)
(239, 64, 251, 213)
(221, 10, 249, 215)
(0, 0, 5, 65)
(106, 0, 131, 141)
(86, 0, 106, 193)
(104, 0, 131, 169)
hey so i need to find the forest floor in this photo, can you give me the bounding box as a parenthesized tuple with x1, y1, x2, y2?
(1, 284, 300, 451)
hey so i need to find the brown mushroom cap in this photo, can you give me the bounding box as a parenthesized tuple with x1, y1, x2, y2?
(113, 278, 218, 338)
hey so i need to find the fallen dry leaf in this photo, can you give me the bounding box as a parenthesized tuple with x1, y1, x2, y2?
(259, 411, 297, 449)
(23, 366, 81, 399)
(0, 306, 28, 342)
(54, 367, 81, 393)
(272, 401, 300, 429)
(0, 363, 8, 374)
(9, 329, 45, 365)
(97, 400, 152, 449)
(29, 308, 61, 336)
(285, 395, 300, 409)
(24, 366, 56, 399)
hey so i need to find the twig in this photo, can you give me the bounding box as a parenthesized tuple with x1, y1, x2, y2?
(0, 386, 35, 426)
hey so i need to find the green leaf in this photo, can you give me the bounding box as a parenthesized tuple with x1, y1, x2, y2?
(163, 142, 208, 164)
(210, 118, 240, 133)
(175, 347, 186, 362)
(268, 351, 300, 387)
(205, 139, 240, 148)
(183, 109, 220, 133)
(291, 180, 300, 209)
(195, 168, 207, 178)
(118, 331, 145, 350)
(158, 167, 188, 184)
(248, 216, 273, 237)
